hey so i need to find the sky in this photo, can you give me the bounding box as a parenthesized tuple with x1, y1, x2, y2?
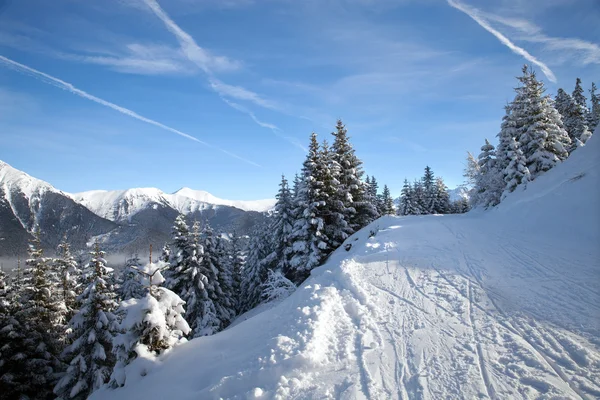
(0, 0, 598, 200)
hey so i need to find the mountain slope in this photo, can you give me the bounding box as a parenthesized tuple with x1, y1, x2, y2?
(92, 137, 600, 399)
(0, 161, 270, 256)
(0, 161, 117, 255)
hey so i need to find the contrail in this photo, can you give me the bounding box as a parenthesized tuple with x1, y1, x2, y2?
(0, 55, 261, 167)
(142, 0, 305, 150)
(447, 0, 556, 83)
(221, 97, 307, 152)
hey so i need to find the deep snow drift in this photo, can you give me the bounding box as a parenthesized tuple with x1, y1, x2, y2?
(93, 136, 599, 400)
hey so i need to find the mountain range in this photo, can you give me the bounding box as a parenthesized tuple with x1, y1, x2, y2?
(0, 160, 274, 258)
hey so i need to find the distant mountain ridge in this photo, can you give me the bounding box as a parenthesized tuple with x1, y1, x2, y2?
(0, 160, 272, 257)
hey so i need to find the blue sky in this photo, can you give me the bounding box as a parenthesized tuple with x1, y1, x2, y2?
(0, 0, 598, 200)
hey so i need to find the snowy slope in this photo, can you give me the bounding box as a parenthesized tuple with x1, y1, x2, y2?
(72, 187, 275, 222)
(93, 137, 599, 400)
(71, 188, 173, 222)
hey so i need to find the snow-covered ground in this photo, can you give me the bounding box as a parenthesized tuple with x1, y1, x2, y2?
(93, 136, 599, 400)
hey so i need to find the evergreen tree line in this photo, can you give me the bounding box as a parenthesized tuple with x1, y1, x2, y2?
(239, 120, 397, 312)
(397, 166, 469, 216)
(0, 229, 201, 399)
(468, 66, 597, 208)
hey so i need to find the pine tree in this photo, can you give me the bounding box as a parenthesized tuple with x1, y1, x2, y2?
(266, 175, 295, 274)
(380, 185, 395, 215)
(421, 166, 436, 214)
(319, 140, 351, 252)
(331, 120, 377, 231)
(288, 133, 328, 284)
(202, 225, 235, 330)
(53, 238, 81, 327)
(518, 67, 571, 177)
(398, 179, 412, 216)
(433, 178, 450, 214)
(228, 231, 245, 314)
(570, 78, 592, 145)
(240, 223, 271, 312)
(54, 243, 118, 400)
(412, 180, 426, 215)
(475, 139, 503, 208)
(589, 82, 599, 132)
(503, 137, 531, 196)
(496, 104, 520, 175)
(261, 269, 296, 304)
(117, 255, 146, 301)
(110, 261, 189, 388)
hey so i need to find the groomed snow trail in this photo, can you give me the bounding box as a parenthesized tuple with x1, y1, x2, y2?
(93, 136, 599, 400)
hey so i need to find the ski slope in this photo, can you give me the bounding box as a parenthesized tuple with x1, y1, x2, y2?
(93, 136, 600, 400)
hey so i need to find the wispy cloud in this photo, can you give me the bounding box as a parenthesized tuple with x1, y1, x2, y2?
(481, 13, 600, 66)
(141, 0, 241, 74)
(209, 78, 279, 110)
(0, 55, 261, 167)
(141, 0, 306, 150)
(447, 0, 557, 82)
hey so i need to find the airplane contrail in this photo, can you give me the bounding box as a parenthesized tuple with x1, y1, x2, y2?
(447, 0, 556, 83)
(0, 54, 261, 167)
(142, 0, 306, 152)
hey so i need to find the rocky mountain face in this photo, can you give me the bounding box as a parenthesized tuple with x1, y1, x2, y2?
(0, 160, 269, 260)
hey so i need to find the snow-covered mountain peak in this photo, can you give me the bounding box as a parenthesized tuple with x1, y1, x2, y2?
(0, 159, 61, 200)
(173, 187, 276, 212)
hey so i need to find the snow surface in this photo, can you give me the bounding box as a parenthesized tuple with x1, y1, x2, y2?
(72, 187, 276, 221)
(95, 136, 599, 399)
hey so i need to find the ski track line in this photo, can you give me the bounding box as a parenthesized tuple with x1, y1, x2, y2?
(441, 220, 591, 399)
(467, 279, 497, 400)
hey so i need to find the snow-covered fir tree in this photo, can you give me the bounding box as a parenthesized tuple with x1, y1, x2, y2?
(331, 120, 377, 231)
(0, 233, 66, 399)
(288, 133, 329, 284)
(54, 243, 118, 400)
(433, 178, 451, 214)
(421, 166, 436, 213)
(412, 180, 426, 215)
(589, 82, 599, 132)
(495, 104, 520, 176)
(502, 136, 531, 197)
(240, 223, 272, 312)
(517, 67, 570, 177)
(117, 255, 146, 301)
(380, 185, 395, 215)
(261, 269, 296, 304)
(398, 179, 413, 216)
(110, 261, 190, 388)
(319, 140, 352, 252)
(474, 139, 503, 208)
(53, 238, 81, 326)
(265, 175, 295, 274)
(201, 225, 235, 330)
(166, 217, 221, 337)
(228, 231, 245, 314)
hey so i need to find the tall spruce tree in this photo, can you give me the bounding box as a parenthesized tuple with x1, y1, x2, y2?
(241, 223, 272, 312)
(54, 238, 81, 326)
(331, 120, 377, 231)
(201, 225, 235, 330)
(228, 231, 245, 314)
(503, 136, 531, 196)
(589, 82, 599, 132)
(433, 178, 450, 214)
(517, 67, 571, 176)
(422, 166, 436, 214)
(266, 175, 296, 274)
(55, 243, 117, 400)
(475, 139, 503, 208)
(288, 133, 328, 284)
(380, 185, 395, 215)
(398, 179, 412, 216)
